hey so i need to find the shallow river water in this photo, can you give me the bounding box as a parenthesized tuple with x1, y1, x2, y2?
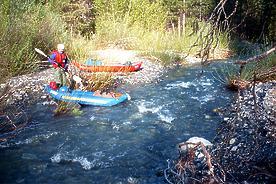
(0, 63, 235, 183)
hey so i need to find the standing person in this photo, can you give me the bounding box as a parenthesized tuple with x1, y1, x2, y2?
(48, 44, 69, 86)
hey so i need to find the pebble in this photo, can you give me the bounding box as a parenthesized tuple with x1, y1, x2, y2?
(212, 80, 276, 183)
(230, 146, 238, 152)
(229, 138, 235, 144)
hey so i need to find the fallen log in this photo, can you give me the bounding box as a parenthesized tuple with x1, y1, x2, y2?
(235, 47, 275, 65)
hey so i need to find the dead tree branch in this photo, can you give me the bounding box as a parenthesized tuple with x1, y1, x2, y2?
(256, 66, 276, 80)
(188, 0, 239, 65)
(235, 47, 276, 65)
(165, 142, 226, 183)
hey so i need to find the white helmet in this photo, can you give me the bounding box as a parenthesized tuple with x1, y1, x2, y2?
(57, 44, 65, 51)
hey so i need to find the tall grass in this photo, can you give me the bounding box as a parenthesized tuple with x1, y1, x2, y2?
(93, 0, 229, 64)
(67, 35, 98, 62)
(0, 0, 231, 83)
(92, 18, 229, 65)
(0, 1, 68, 83)
(212, 53, 276, 90)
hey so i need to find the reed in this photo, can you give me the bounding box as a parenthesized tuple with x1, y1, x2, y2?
(79, 72, 119, 92)
(213, 53, 275, 90)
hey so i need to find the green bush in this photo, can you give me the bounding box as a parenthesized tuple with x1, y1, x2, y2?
(0, 1, 68, 83)
(95, 0, 167, 35)
(0, 0, 232, 84)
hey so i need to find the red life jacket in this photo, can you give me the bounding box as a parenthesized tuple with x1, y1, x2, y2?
(51, 50, 67, 68)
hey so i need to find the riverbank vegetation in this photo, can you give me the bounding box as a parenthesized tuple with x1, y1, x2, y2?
(213, 49, 275, 90)
(2, 0, 274, 84)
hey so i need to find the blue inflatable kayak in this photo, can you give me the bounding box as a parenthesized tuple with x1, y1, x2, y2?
(45, 86, 129, 106)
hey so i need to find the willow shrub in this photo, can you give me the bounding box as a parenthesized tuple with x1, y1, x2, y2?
(93, 0, 229, 65)
(67, 34, 98, 62)
(0, 1, 68, 83)
(94, 0, 167, 42)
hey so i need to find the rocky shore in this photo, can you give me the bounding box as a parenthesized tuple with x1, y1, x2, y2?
(0, 57, 164, 107)
(212, 81, 276, 183)
(165, 81, 275, 184)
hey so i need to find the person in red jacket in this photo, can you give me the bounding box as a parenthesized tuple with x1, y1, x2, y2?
(48, 44, 69, 86)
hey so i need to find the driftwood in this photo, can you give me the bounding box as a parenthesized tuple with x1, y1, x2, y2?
(165, 142, 225, 183)
(235, 47, 276, 65)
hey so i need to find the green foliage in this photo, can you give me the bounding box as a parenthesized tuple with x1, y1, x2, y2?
(0, 0, 68, 82)
(128, 0, 167, 31)
(60, 0, 95, 36)
(144, 51, 183, 66)
(67, 35, 98, 62)
(0, 0, 232, 81)
(54, 101, 82, 116)
(71, 107, 83, 116)
(229, 0, 275, 43)
(1, 0, 273, 84)
(162, 0, 215, 21)
(95, 0, 167, 33)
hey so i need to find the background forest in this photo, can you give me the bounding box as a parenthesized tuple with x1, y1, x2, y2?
(0, 0, 275, 82)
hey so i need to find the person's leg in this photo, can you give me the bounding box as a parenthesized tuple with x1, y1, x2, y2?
(61, 70, 67, 86)
(53, 68, 61, 85)
(58, 69, 63, 86)
(60, 69, 67, 86)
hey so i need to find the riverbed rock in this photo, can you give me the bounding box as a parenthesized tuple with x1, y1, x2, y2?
(212, 80, 276, 183)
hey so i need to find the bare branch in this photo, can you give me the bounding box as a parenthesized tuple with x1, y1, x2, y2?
(188, 0, 239, 64)
(235, 47, 276, 65)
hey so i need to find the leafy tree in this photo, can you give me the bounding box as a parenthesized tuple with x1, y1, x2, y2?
(215, 0, 275, 44)
(60, 0, 96, 36)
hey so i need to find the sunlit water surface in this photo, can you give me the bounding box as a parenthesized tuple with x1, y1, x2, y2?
(0, 63, 235, 183)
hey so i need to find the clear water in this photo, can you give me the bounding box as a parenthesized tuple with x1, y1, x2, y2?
(0, 63, 235, 184)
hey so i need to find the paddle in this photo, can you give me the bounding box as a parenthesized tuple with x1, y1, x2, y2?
(35, 48, 82, 83)
(34, 48, 66, 71)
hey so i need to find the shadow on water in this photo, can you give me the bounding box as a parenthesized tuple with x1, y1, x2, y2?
(0, 62, 236, 183)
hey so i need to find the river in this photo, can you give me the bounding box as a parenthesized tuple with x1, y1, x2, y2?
(0, 62, 235, 183)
